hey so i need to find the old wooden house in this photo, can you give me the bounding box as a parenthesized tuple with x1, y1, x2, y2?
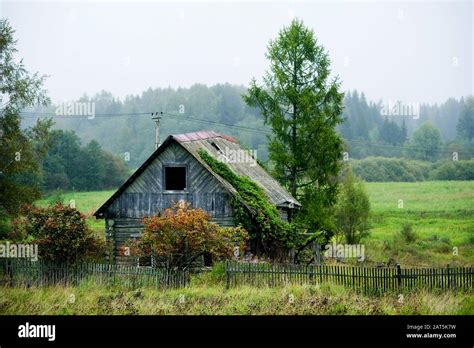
(94, 130, 300, 262)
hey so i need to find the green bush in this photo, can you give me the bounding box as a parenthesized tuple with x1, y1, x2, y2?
(430, 160, 474, 180)
(46, 189, 65, 205)
(0, 218, 11, 239)
(10, 203, 105, 264)
(334, 169, 371, 244)
(191, 262, 227, 286)
(130, 202, 248, 270)
(351, 157, 432, 182)
(464, 233, 474, 245)
(432, 240, 452, 254)
(397, 223, 417, 243)
(351, 157, 474, 182)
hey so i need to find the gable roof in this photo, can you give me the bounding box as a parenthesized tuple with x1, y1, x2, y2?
(94, 130, 300, 218)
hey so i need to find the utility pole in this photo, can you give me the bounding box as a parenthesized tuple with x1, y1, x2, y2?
(152, 111, 163, 150)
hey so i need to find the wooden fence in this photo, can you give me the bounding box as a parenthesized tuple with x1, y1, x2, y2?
(225, 261, 474, 294)
(0, 259, 189, 289)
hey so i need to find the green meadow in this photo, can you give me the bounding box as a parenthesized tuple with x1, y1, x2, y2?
(36, 181, 474, 267)
(365, 181, 474, 266)
(3, 180, 470, 316)
(36, 190, 114, 238)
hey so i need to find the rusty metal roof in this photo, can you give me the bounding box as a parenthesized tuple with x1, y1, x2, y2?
(173, 130, 237, 144)
(175, 131, 301, 208)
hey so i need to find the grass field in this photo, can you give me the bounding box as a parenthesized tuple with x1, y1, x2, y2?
(36, 181, 474, 267)
(5, 181, 472, 316)
(1, 280, 472, 315)
(365, 181, 474, 266)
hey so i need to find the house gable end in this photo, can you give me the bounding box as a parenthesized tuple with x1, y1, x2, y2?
(95, 139, 233, 219)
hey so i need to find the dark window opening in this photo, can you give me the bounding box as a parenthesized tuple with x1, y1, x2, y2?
(211, 141, 222, 152)
(203, 252, 213, 266)
(165, 166, 186, 190)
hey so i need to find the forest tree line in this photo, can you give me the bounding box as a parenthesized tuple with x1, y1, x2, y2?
(42, 130, 129, 191)
(26, 84, 474, 172)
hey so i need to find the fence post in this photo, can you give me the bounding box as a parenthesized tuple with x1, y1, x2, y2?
(446, 264, 450, 289)
(396, 263, 402, 290)
(225, 260, 230, 289)
(5, 259, 12, 286)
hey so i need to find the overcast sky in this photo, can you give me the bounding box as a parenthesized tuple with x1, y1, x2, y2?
(1, 0, 472, 105)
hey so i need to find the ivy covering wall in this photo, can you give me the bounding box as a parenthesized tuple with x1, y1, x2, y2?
(198, 149, 296, 257)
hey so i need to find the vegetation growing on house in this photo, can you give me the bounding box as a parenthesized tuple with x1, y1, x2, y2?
(198, 149, 297, 258)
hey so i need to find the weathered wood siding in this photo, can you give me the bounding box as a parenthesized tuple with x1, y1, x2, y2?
(105, 143, 233, 219)
(106, 217, 143, 264)
(108, 216, 235, 264)
(103, 143, 234, 262)
(278, 209, 288, 222)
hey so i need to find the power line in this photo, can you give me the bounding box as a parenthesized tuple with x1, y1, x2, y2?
(18, 110, 272, 135)
(16, 110, 473, 156)
(163, 112, 270, 135)
(19, 111, 151, 117)
(346, 138, 473, 156)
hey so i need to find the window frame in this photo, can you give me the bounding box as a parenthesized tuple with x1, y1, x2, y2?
(162, 164, 189, 192)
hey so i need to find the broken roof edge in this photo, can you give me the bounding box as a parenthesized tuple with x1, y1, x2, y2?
(276, 200, 301, 209)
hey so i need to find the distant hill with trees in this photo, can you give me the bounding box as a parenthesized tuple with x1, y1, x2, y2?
(24, 86, 473, 169)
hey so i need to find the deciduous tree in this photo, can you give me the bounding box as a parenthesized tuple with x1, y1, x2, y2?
(0, 19, 51, 232)
(407, 123, 443, 161)
(334, 168, 371, 244)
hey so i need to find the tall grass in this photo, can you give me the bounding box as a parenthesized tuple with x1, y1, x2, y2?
(365, 181, 474, 266)
(0, 281, 471, 315)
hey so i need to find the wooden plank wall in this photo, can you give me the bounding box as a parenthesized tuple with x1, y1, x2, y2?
(103, 143, 235, 262)
(106, 143, 233, 219)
